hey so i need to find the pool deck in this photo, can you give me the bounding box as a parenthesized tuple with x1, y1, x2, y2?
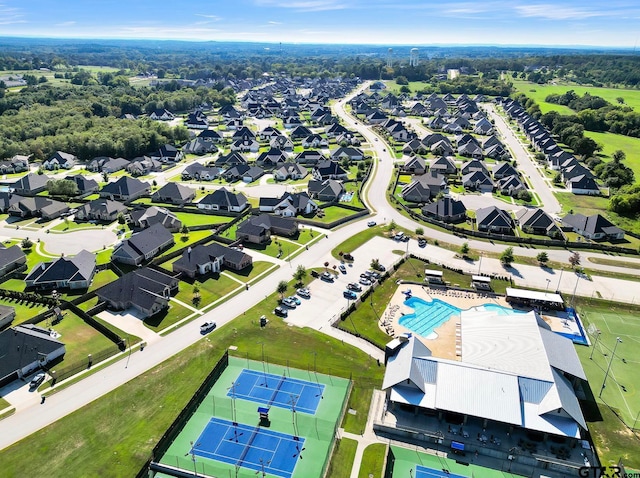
(379, 285, 511, 360)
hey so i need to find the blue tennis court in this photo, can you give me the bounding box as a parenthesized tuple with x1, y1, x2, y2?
(228, 369, 325, 414)
(416, 464, 467, 478)
(193, 417, 304, 478)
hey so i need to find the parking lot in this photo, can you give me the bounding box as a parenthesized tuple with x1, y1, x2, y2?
(283, 236, 403, 331)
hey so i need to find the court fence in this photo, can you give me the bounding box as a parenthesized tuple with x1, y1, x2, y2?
(321, 375, 353, 478)
(138, 350, 230, 478)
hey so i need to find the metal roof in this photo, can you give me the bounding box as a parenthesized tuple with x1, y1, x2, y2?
(506, 287, 563, 304)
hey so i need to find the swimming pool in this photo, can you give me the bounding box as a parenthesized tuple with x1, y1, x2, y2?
(398, 297, 525, 338)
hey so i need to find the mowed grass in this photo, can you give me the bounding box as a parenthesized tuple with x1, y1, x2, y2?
(573, 298, 640, 468)
(384, 80, 431, 95)
(358, 443, 387, 478)
(326, 438, 358, 478)
(332, 225, 387, 259)
(585, 131, 640, 183)
(0, 297, 48, 324)
(512, 79, 640, 112)
(0, 274, 383, 477)
(173, 211, 231, 227)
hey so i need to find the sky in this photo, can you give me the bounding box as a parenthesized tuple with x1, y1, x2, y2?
(0, 0, 639, 48)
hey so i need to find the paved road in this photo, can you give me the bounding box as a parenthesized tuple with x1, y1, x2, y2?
(2, 82, 640, 451)
(484, 103, 561, 215)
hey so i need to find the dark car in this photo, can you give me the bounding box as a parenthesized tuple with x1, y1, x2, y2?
(418, 238, 427, 248)
(29, 372, 46, 389)
(311, 270, 320, 278)
(343, 290, 357, 300)
(347, 282, 362, 292)
(343, 253, 354, 261)
(274, 306, 288, 318)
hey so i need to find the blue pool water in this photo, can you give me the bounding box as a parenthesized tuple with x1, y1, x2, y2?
(398, 297, 525, 338)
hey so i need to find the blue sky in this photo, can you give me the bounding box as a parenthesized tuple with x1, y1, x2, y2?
(0, 0, 638, 47)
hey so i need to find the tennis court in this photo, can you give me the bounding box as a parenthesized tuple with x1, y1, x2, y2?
(228, 369, 325, 414)
(416, 465, 466, 478)
(193, 417, 304, 478)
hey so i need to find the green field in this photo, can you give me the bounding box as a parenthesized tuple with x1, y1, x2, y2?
(575, 300, 640, 468)
(384, 80, 431, 95)
(585, 130, 640, 182)
(173, 211, 231, 227)
(512, 79, 640, 113)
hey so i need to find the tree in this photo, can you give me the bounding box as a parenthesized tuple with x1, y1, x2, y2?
(180, 225, 189, 236)
(395, 75, 409, 85)
(572, 137, 601, 158)
(460, 242, 469, 256)
(21, 238, 33, 250)
(371, 258, 381, 271)
(323, 261, 329, 271)
(400, 85, 411, 94)
(192, 284, 201, 307)
(613, 150, 626, 163)
(293, 265, 307, 286)
(46, 179, 79, 197)
(500, 247, 514, 266)
(276, 280, 288, 300)
(516, 189, 532, 202)
(387, 220, 397, 231)
(415, 227, 424, 236)
(536, 251, 549, 265)
(568, 252, 581, 269)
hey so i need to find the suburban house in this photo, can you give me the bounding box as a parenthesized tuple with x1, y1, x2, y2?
(562, 214, 625, 241)
(270, 135, 294, 151)
(182, 138, 218, 155)
(313, 161, 348, 180)
(516, 208, 563, 238)
(259, 192, 318, 217)
(12, 173, 50, 196)
(0, 325, 65, 387)
(197, 188, 248, 213)
(95, 267, 179, 319)
(198, 129, 223, 143)
(25, 250, 96, 291)
(565, 174, 601, 196)
(295, 150, 326, 165)
(100, 177, 151, 201)
(65, 175, 99, 196)
(182, 163, 222, 181)
(43, 151, 77, 170)
(430, 156, 457, 175)
(129, 206, 182, 232)
(231, 139, 260, 153)
(0, 245, 27, 276)
(185, 112, 208, 129)
(112, 223, 175, 265)
(0, 154, 30, 174)
(402, 156, 427, 175)
(421, 197, 467, 223)
(173, 243, 253, 278)
(302, 134, 328, 148)
(476, 206, 514, 234)
(151, 183, 195, 205)
(492, 162, 519, 180)
(461, 159, 489, 176)
(126, 156, 162, 176)
(88, 157, 129, 174)
(149, 108, 175, 121)
(273, 163, 308, 181)
(401, 172, 447, 203)
(222, 164, 265, 183)
(75, 199, 128, 222)
(256, 148, 288, 168)
(331, 147, 364, 162)
(154, 144, 184, 163)
(462, 171, 494, 192)
(236, 214, 298, 244)
(214, 151, 247, 168)
(8, 197, 69, 220)
(496, 175, 526, 196)
(307, 179, 344, 202)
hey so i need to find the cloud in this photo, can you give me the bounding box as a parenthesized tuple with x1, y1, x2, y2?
(268, 20, 282, 24)
(195, 14, 221, 21)
(0, 4, 25, 25)
(254, 0, 348, 12)
(55, 21, 76, 27)
(514, 4, 605, 20)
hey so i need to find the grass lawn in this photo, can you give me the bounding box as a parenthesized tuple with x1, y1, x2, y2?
(0, 275, 383, 477)
(326, 438, 358, 478)
(76, 296, 100, 312)
(332, 225, 387, 259)
(221, 261, 274, 283)
(88, 269, 118, 292)
(512, 79, 640, 112)
(95, 249, 112, 266)
(160, 230, 212, 256)
(0, 397, 9, 410)
(174, 274, 239, 308)
(143, 300, 195, 331)
(555, 192, 640, 237)
(572, 298, 640, 468)
(585, 130, 640, 182)
(358, 443, 387, 478)
(173, 211, 231, 227)
(49, 311, 119, 366)
(314, 205, 358, 224)
(23, 246, 56, 270)
(0, 297, 48, 324)
(49, 221, 104, 233)
(384, 80, 431, 94)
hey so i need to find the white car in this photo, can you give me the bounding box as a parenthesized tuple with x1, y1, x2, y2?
(359, 278, 372, 286)
(200, 321, 217, 333)
(297, 288, 310, 298)
(367, 221, 376, 227)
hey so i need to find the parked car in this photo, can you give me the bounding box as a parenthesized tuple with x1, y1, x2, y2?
(321, 271, 335, 283)
(200, 321, 217, 334)
(339, 264, 347, 274)
(343, 290, 357, 300)
(367, 221, 376, 227)
(274, 306, 288, 317)
(418, 238, 427, 248)
(347, 282, 362, 292)
(343, 253, 354, 261)
(297, 288, 310, 298)
(287, 295, 301, 306)
(311, 270, 320, 278)
(282, 297, 298, 308)
(370, 271, 381, 280)
(29, 372, 46, 389)
(359, 278, 372, 286)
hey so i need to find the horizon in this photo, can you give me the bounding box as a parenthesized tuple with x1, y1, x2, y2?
(0, 0, 639, 48)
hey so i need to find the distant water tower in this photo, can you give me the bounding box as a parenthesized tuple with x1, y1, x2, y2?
(386, 48, 393, 68)
(410, 48, 419, 67)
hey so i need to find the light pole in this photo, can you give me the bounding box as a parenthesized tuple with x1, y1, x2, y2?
(478, 252, 484, 275)
(589, 330, 601, 360)
(556, 268, 564, 293)
(599, 337, 622, 398)
(571, 274, 580, 308)
(545, 278, 551, 292)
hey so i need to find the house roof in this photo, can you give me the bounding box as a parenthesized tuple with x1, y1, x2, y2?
(308, 179, 343, 198)
(101, 177, 150, 197)
(114, 223, 174, 260)
(152, 183, 195, 202)
(12, 173, 50, 192)
(25, 250, 96, 286)
(516, 208, 556, 230)
(199, 188, 247, 208)
(476, 206, 513, 229)
(562, 213, 622, 236)
(78, 199, 127, 218)
(96, 267, 177, 312)
(0, 245, 26, 270)
(0, 325, 65, 380)
(130, 206, 181, 230)
(421, 197, 466, 219)
(65, 175, 99, 193)
(174, 243, 251, 273)
(315, 160, 347, 177)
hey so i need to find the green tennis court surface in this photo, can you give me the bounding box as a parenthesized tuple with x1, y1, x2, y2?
(157, 356, 350, 478)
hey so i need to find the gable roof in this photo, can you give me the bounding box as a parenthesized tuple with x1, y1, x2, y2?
(101, 176, 150, 197)
(114, 223, 174, 260)
(25, 250, 96, 287)
(152, 182, 195, 202)
(199, 188, 247, 208)
(96, 267, 177, 312)
(422, 196, 466, 219)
